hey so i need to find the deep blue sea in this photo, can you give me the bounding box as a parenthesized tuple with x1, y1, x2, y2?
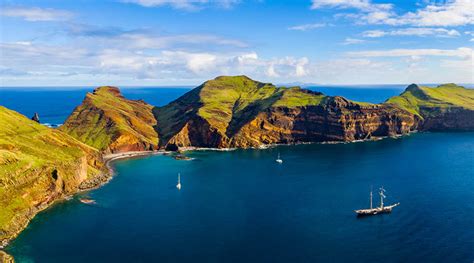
(2, 86, 474, 262)
(2, 84, 472, 126)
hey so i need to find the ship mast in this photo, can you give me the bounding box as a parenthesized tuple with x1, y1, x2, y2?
(379, 187, 386, 208)
(370, 188, 373, 209)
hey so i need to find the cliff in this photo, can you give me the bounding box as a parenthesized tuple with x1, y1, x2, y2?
(386, 84, 474, 131)
(153, 76, 417, 149)
(0, 106, 108, 249)
(0, 250, 14, 263)
(60, 86, 158, 154)
(58, 78, 473, 152)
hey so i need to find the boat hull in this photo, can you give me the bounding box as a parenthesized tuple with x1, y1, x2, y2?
(355, 203, 400, 217)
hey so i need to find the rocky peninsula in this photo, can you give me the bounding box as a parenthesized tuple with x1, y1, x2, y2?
(1, 76, 473, 261)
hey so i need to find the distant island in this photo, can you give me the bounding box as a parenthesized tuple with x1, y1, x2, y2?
(1, 76, 473, 261)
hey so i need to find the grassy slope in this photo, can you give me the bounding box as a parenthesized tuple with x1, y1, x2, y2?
(0, 106, 103, 238)
(386, 84, 474, 117)
(155, 76, 327, 142)
(60, 86, 158, 152)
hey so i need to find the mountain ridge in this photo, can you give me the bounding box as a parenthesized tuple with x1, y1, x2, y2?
(58, 76, 473, 151)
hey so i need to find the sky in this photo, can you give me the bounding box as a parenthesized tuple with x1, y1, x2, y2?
(0, 0, 473, 86)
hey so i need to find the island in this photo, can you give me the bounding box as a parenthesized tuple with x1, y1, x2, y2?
(1, 76, 473, 261)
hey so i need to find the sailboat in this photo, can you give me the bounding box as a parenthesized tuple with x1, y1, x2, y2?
(176, 173, 181, 190)
(355, 186, 399, 216)
(276, 152, 283, 164)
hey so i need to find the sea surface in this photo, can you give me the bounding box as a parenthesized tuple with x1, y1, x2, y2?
(2, 86, 474, 262)
(2, 84, 472, 126)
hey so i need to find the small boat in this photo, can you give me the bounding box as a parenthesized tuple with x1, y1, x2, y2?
(355, 187, 399, 217)
(173, 154, 192, 160)
(176, 173, 181, 190)
(276, 152, 283, 164)
(79, 198, 96, 205)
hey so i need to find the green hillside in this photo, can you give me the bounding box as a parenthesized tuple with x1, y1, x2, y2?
(60, 86, 158, 153)
(0, 106, 105, 243)
(154, 76, 327, 144)
(385, 84, 474, 117)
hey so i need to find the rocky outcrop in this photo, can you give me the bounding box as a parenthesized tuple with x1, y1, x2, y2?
(31, 113, 40, 123)
(154, 76, 420, 150)
(159, 95, 417, 149)
(418, 107, 474, 131)
(386, 83, 474, 131)
(230, 98, 418, 148)
(0, 251, 14, 263)
(60, 86, 158, 154)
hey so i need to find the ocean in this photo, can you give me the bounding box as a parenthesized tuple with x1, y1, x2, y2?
(2, 86, 473, 262)
(2, 84, 471, 126)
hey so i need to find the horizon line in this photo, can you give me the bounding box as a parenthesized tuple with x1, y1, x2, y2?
(1, 83, 473, 89)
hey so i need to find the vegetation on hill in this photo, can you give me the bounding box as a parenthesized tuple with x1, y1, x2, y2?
(153, 76, 414, 149)
(154, 76, 328, 146)
(60, 86, 158, 153)
(385, 84, 474, 117)
(0, 106, 106, 246)
(57, 78, 474, 150)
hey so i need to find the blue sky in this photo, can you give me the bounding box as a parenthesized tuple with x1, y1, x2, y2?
(0, 0, 472, 86)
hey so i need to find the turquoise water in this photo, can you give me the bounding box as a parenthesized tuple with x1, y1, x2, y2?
(6, 132, 474, 262)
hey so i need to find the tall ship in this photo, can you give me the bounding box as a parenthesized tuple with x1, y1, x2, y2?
(355, 187, 399, 216)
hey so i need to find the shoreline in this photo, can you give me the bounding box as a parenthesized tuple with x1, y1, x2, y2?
(175, 131, 416, 152)
(0, 150, 167, 257)
(0, 134, 414, 258)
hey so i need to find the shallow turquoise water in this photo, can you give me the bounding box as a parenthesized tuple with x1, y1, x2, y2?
(6, 132, 474, 262)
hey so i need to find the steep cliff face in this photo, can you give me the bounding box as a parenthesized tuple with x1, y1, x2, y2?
(0, 106, 107, 246)
(60, 86, 158, 153)
(230, 97, 417, 148)
(60, 79, 472, 152)
(386, 84, 474, 131)
(154, 76, 418, 149)
(0, 250, 14, 263)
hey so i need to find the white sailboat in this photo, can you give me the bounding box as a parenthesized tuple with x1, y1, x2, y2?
(276, 152, 283, 164)
(176, 173, 181, 190)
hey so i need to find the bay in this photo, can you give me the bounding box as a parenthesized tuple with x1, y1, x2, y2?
(5, 133, 474, 262)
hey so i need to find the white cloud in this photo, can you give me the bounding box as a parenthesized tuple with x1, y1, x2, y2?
(397, 0, 473, 27)
(312, 0, 474, 27)
(66, 24, 248, 49)
(347, 47, 472, 58)
(288, 23, 326, 31)
(0, 39, 313, 82)
(347, 47, 473, 82)
(122, 0, 240, 10)
(342, 37, 366, 45)
(311, 0, 392, 12)
(361, 30, 385, 38)
(362, 28, 461, 38)
(0, 7, 73, 21)
(265, 64, 279, 78)
(120, 33, 248, 49)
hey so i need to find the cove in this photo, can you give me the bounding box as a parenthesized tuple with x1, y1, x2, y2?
(6, 132, 474, 263)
